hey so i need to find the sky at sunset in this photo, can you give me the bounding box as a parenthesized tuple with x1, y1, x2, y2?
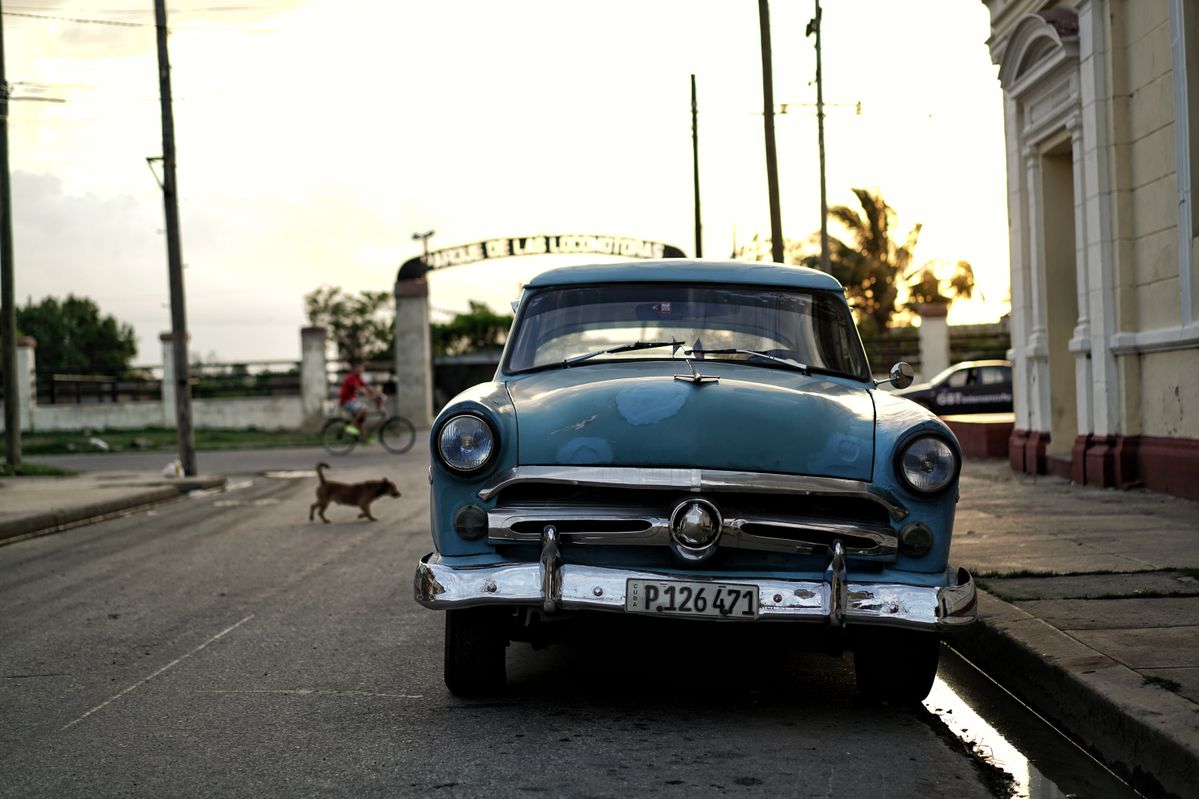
(5, 0, 1009, 365)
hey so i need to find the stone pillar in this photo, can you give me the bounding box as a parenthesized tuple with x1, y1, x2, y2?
(394, 276, 433, 427)
(1023, 145, 1052, 442)
(160, 332, 177, 428)
(916, 304, 950, 381)
(16, 337, 37, 431)
(300, 326, 328, 429)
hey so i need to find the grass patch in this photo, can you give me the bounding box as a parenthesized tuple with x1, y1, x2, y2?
(0, 462, 78, 477)
(2, 427, 321, 455)
(1143, 675, 1182, 693)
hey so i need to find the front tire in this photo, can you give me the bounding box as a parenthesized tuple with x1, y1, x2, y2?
(320, 418, 357, 456)
(379, 415, 416, 454)
(444, 608, 508, 697)
(852, 628, 941, 705)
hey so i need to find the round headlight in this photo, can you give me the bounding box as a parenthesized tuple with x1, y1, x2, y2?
(437, 415, 496, 473)
(897, 435, 958, 494)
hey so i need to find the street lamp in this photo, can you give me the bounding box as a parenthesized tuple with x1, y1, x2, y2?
(412, 230, 435, 267)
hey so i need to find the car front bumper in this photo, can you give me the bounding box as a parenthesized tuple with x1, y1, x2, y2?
(413, 544, 977, 631)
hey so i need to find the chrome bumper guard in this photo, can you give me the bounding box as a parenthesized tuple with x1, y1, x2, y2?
(414, 539, 977, 631)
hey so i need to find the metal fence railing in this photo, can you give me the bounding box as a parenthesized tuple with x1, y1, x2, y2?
(34, 360, 303, 404)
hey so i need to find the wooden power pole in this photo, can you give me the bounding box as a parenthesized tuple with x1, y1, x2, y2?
(0, 2, 20, 468)
(809, 0, 831, 273)
(757, 0, 784, 264)
(691, 74, 702, 258)
(154, 0, 197, 476)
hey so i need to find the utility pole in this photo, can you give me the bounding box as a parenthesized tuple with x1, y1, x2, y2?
(757, 0, 784, 264)
(807, 0, 831, 273)
(0, 3, 20, 468)
(154, 0, 197, 476)
(691, 74, 702, 258)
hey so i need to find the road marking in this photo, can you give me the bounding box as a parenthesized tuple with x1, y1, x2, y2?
(197, 689, 424, 699)
(60, 614, 255, 732)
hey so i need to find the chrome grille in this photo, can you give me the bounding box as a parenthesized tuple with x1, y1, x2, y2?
(484, 467, 900, 560)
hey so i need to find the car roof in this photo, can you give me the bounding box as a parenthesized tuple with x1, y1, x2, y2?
(524, 259, 846, 292)
(948, 360, 1011, 369)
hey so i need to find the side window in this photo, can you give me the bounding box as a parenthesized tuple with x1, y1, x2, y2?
(979, 367, 1008, 385)
(945, 368, 970, 388)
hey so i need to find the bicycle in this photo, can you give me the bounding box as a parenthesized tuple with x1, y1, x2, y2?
(320, 400, 417, 456)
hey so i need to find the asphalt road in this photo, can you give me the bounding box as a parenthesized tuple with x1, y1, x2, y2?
(0, 450, 1043, 797)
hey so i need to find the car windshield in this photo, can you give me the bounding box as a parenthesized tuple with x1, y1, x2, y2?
(504, 283, 870, 380)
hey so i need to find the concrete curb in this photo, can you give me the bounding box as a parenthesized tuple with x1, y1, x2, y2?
(0, 476, 226, 545)
(952, 591, 1199, 799)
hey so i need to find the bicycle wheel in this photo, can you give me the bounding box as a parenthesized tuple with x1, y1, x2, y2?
(320, 418, 358, 456)
(379, 415, 417, 454)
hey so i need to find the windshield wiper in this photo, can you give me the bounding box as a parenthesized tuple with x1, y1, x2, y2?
(684, 348, 809, 374)
(564, 339, 683, 367)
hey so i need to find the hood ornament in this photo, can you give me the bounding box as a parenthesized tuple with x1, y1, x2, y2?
(674, 358, 719, 384)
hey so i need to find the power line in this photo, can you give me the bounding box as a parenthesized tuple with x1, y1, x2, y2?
(2, 9, 274, 33)
(3, 10, 146, 28)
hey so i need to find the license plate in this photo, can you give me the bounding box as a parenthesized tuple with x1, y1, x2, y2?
(625, 579, 759, 619)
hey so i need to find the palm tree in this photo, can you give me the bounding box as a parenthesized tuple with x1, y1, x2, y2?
(902, 259, 976, 312)
(808, 188, 921, 335)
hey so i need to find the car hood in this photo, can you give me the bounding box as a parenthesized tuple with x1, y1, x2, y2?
(504, 362, 875, 480)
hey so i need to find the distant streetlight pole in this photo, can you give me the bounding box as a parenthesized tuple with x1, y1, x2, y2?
(154, 0, 197, 476)
(757, 0, 784, 264)
(808, 0, 831, 273)
(691, 74, 702, 258)
(0, 2, 21, 468)
(412, 230, 435, 268)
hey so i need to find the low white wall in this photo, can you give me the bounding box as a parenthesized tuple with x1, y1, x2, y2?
(20, 397, 304, 433)
(30, 403, 165, 432)
(193, 397, 304, 430)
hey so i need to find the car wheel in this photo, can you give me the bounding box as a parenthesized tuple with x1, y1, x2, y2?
(852, 628, 940, 705)
(444, 608, 508, 697)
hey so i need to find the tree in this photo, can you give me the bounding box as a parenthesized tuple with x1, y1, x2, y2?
(12, 295, 137, 372)
(796, 188, 974, 335)
(803, 188, 921, 336)
(432, 301, 514, 356)
(304, 286, 393, 364)
(902, 259, 975, 312)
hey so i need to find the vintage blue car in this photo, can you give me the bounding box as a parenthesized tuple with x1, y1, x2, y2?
(415, 260, 977, 702)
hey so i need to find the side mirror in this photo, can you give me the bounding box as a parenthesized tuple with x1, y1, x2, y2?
(885, 362, 915, 389)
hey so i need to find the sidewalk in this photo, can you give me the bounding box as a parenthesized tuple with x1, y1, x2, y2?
(0, 469, 225, 545)
(1, 456, 1196, 796)
(951, 458, 1199, 799)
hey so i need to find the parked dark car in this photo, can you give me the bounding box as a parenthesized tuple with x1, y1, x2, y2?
(894, 360, 1012, 415)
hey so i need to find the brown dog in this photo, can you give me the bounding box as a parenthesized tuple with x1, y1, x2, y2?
(309, 462, 401, 523)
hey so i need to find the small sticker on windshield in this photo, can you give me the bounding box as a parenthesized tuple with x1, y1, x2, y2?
(653, 302, 672, 316)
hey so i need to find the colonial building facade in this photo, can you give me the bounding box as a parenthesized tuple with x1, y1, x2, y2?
(982, 0, 1199, 500)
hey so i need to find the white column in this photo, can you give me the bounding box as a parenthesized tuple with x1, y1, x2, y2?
(1024, 145, 1052, 434)
(1078, 0, 1121, 437)
(1005, 95, 1033, 432)
(300, 326, 328, 429)
(15, 337, 36, 431)
(1169, 0, 1195, 325)
(1067, 113, 1094, 436)
(917, 304, 950, 380)
(160, 332, 176, 428)
(394, 277, 433, 427)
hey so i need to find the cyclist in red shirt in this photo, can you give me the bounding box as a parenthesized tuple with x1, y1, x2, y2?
(338, 362, 379, 437)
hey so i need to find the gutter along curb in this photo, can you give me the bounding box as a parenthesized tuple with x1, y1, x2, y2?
(952, 590, 1199, 799)
(0, 476, 226, 545)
